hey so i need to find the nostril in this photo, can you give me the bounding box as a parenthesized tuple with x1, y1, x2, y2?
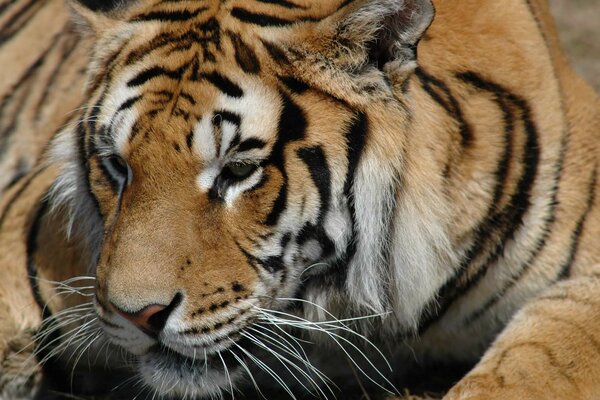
(111, 293, 183, 336)
(147, 293, 182, 332)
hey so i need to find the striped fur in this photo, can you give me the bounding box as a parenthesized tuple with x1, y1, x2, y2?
(1, 0, 599, 399)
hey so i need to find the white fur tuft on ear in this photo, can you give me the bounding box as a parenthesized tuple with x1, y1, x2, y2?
(336, 0, 435, 70)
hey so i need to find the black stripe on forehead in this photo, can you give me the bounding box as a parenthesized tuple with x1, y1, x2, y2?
(255, 0, 306, 9)
(238, 138, 267, 153)
(230, 7, 321, 27)
(214, 110, 242, 126)
(199, 72, 244, 98)
(131, 7, 209, 22)
(226, 32, 261, 74)
(128, 66, 187, 87)
(213, 110, 242, 156)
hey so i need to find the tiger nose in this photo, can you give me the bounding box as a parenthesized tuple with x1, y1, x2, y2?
(111, 293, 182, 335)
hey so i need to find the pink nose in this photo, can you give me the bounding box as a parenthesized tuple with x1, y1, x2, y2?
(109, 293, 182, 335)
(112, 304, 169, 335)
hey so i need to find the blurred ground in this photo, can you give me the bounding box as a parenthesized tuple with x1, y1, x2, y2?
(550, 0, 600, 91)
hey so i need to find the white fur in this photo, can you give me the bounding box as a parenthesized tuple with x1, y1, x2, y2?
(46, 126, 103, 272)
(194, 115, 218, 161)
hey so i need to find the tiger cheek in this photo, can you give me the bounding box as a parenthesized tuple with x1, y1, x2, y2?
(231, 165, 284, 225)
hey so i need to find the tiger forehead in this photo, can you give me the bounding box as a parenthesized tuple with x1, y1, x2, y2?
(118, 0, 352, 69)
(125, 0, 350, 25)
(97, 0, 360, 158)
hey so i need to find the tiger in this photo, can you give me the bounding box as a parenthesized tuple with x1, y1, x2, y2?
(1, 0, 600, 398)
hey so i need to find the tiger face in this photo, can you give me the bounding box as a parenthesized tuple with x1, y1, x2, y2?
(52, 0, 434, 396)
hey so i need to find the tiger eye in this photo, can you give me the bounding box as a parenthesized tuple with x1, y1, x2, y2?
(226, 162, 256, 179)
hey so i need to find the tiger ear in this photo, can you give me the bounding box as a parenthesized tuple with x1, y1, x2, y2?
(66, 0, 122, 35)
(329, 0, 435, 72)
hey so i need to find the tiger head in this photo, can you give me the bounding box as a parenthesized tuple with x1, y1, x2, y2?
(50, 0, 438, 396)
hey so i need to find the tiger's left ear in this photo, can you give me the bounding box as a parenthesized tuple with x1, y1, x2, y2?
(66, 0, 123, 36)
(327, 0, 435, 73)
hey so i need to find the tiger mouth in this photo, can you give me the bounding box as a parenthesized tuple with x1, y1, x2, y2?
(148, 343, 239, 372)
(137, 343, 244, 398)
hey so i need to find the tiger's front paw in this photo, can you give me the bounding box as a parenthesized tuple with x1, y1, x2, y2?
(443, 373, 500, 400)
(443, 373, 543, 400)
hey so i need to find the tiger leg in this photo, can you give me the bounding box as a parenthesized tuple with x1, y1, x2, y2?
(444, 275, 600, 400)
(0, 325, 41, 400)
(0, 166, 85, 399)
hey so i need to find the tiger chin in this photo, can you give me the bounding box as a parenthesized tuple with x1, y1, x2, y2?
(1, 0, 600, 398)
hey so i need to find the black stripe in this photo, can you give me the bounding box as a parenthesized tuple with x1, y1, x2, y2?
(557, 167, 597, 279)
(327, 112, 368, 278)
(418, 72, 541, 333)
(77, 0, 123, 11)
(180, 91, 197, 105)
(296, 146, 336, 259)
(215, 110, 242, 126)
(464, 120, 569, 325)
(131, 8, 208, 22)
(255, 0, 305, 9)
(26, 197, 51, 318)
(186, 130, 194, 148)
(124, 31, 183, 66)
(123, 24, 216, 67)
(0, 167, 46, 230)
(296, 224, 336, 258)
(127, 65, 186, 87)
(25, 195, 71, 390)
(231, 7, 319, 27)
(261, 39, 290, 64)
(0, 79, 31, 161)
(415, 68, 473, 148)
(238, 138, 267, 153)
(117, 95, 143, 112)
(297, 146, 331, 222)
(0, 0, 19, 15)
(236, 241, 261, 274)
(342, 113, 368, 198)
(227, 32, 261, 74)
(262, 242, 290, 273)
(239, 233, 291, 274)
(0, 28, 64, 160)
(200, 72, 244, 98)
(34, 34, 80, 121)
(0, 0, 44, 47)
(264, 92, 307, 225)
(4, 157, 29, 191)
(77, 121, 103, 220)
(279, 76, 310, 94)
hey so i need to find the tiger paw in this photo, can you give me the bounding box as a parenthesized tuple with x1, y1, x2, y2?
(443, 373, 543, 400)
